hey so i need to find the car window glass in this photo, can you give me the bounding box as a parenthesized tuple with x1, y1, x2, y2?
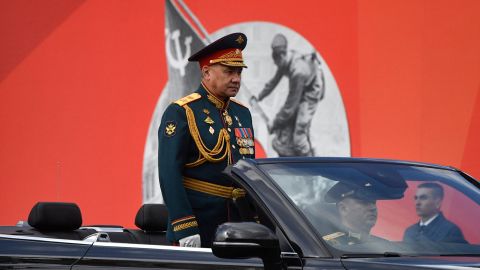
(260, 162, 480, 256)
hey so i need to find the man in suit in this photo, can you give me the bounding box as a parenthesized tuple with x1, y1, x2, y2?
(403, 182, 467, 243)
(158, 33, 255, 248)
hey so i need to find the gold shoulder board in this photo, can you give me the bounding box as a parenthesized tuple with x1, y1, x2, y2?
(230, 98, 248, 108)
(174, 93, 202, 106)
(322, 232, 345, 241)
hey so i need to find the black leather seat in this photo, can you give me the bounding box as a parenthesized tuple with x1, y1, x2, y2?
(128, 204, 169, 245)
(27, 202, 96, 240)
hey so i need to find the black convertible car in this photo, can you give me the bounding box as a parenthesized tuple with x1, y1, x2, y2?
(1, 157, 480, 269)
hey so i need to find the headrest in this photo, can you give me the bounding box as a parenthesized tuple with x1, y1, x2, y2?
(28, 202, 82, 231)
(135, 204, 168, 231)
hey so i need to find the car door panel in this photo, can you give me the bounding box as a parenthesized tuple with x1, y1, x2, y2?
(72, 242, 264, 270)
(0, 235, 92, 269)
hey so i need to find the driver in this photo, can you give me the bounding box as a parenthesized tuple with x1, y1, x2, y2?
(322, 181, 389, 245)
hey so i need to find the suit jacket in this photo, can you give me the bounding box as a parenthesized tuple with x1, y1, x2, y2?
(403, 212, 467, 243)
(158, 83, 255, 247)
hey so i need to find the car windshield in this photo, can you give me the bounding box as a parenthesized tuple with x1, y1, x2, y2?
(259, 162, 480, 256)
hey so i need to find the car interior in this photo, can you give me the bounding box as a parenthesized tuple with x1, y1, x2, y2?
(0, 202, 170, 245)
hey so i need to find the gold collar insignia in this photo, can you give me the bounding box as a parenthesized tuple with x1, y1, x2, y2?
(202, 82, 229, 109)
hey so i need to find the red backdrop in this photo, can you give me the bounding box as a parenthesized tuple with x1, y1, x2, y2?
(1, 0, 479, 229)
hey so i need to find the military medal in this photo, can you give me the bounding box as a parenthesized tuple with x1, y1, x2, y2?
(223, 111, 233, 126)
(234, 128, 253, 155)
(204, 116, 214, 124)
(234, 116, 242, 127)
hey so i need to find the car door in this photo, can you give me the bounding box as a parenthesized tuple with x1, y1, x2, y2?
(71, 241, 264, 270)
(0, 234, 93, 269)
(226, 160, 343, 270)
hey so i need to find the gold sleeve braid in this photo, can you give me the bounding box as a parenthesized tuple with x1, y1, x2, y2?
(183, 104, 232, 167)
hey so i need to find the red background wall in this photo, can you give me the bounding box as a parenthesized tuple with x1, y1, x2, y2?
(1, 0, 479, 228)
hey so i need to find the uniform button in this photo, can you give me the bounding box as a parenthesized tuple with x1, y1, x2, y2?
(227, 128, 231, 132)
(232, 145, 236, 149)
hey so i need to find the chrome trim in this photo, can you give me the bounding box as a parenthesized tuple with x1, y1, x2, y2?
(0, 233, 92, 245)
(92, 241, 213, 252)
(281, 252, 299, 258)
(0, 233, 212, 252)
(16, 220, 31, 227)
(83, 233, 100, 243)
(83, 232, 112, 243)
(212, 242, 261, 247)
(81, 226, 124, 232)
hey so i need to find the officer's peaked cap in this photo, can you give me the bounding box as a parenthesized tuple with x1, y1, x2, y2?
(188, 32, 247, 68)
(325, 180, 405, 203)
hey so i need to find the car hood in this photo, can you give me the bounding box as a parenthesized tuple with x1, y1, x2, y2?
(342, 256, 480, 269)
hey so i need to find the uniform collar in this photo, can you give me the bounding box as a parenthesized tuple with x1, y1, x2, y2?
(200, 82, 230, 110)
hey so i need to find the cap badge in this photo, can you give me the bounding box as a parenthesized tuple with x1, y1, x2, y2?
(236, 35, 244, 44)
(341, 190, 355, 198)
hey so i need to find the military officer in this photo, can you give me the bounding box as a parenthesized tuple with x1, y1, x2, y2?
(322, 181, 390, 246)
(158, 33, 255, 248)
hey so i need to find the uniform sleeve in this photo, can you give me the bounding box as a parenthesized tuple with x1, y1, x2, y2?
(158, 104, 200, 241)
(272, 65, 309, 129)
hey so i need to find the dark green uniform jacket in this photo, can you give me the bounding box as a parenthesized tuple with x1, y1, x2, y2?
(158, 83, 255, 247)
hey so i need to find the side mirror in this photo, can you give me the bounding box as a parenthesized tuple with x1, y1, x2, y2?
(212, 222, 282, 270)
